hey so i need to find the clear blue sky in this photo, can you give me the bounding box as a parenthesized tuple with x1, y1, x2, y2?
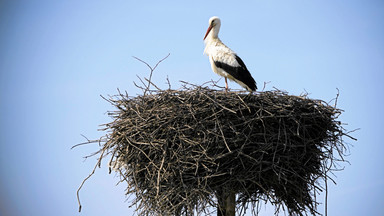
(1, 0, 383, 215)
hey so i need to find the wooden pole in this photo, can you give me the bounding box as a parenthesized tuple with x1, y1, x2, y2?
(217, 189, 235, 216)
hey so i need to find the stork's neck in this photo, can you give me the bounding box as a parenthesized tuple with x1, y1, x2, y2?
(203, 24, 222, 55)
(204, 36, 223, 56)
(204, 26, 220, 46)
(209, 24, 220, 40)
(204, 36, 222, 47)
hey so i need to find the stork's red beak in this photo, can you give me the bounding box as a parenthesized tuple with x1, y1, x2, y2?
(203, 25, 213, 40)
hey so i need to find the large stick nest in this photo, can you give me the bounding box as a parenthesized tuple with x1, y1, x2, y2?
(88, 83, 351, 216)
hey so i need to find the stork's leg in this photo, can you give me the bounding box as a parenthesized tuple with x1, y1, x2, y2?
(225, 77, 228, 92)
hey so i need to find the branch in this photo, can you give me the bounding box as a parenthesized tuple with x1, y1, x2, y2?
(132, 53, 170, 95)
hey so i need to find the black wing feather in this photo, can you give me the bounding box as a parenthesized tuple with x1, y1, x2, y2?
(214, 55, 257, 91)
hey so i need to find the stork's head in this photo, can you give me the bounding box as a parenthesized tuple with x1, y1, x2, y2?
(204, 16, 221, 40)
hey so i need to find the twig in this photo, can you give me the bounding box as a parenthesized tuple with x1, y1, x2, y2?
(133, 53, 170, 95)
(262, 81, 271, 92)
(71, 135, 100, 149)
(76, 139, 109, 212)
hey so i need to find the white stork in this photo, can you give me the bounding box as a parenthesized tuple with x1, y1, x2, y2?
(203, 16, 257, 92)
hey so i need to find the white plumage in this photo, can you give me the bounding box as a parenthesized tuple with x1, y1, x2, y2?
(203, 16, 257, 92)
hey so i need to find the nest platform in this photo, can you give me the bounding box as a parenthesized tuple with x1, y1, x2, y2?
(90, 85, 349, 216)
